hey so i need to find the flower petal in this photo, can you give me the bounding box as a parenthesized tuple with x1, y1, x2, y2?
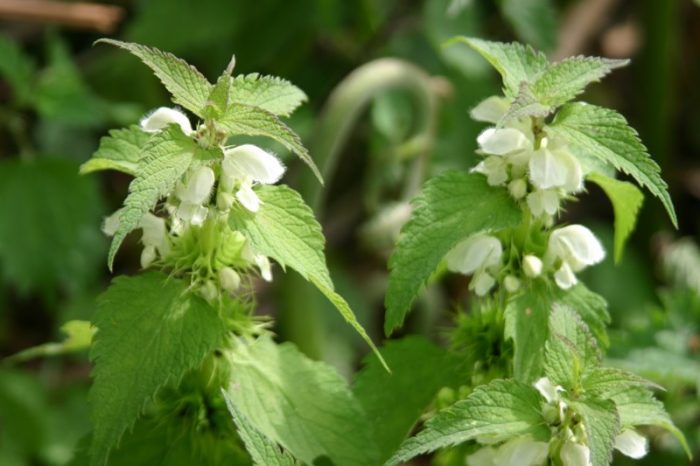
(140, 107, 193, 135)
(471, 271, 496, 296)
(529, 148, 569, 189)
(534, 377, 562, 403)
(445, 234, 503, 275)
(614, 430, 648, 459)
(467, 446, 498, 466)
(179, 166, 215, 204)
(223, 144, 286, 184)
(493, 437, 549, 466)
(236, 183, 261, 212)
(477, 128, 529, 156)
(560, 441, 592, 466)
(554, 262, 578, 289)
(549, 225, 605, 271)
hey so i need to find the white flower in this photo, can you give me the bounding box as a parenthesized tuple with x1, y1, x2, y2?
(534, 377, 564, 404)
(140, 107, 193, 135)
(554, 262, 578, 289)
(493, 437, 549, 466)
(140, 245, 156, 269)
(446, 234, 503, 297)
(614, 429, 648, 459)
(139, 213, 169, 254)
(548, 225, 605, 273)
(101, 209, 122, 237)
(560, 441, 592, 466)
(467, 446, 498, 466)
(200, 280, 218, 303)
(523, 255, 543, 278)
(222, 144, 286, 213)
(477, 128, 529, 156)
(528, 139, 583, 192)
(176, 166, 215, 225)
(526, 189, 560, 217)
(472, 156, 509, 186)
(242, 244, 274, 282)
(219, 267, 241, 293)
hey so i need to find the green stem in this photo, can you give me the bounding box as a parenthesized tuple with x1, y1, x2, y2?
(280, 59, 444, 360)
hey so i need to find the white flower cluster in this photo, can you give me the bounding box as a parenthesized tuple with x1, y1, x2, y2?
(444, 224, 605, 295)
(467, 377, 649, 466)
(102, 107, 282, 292)
(470, 96, 585, 221)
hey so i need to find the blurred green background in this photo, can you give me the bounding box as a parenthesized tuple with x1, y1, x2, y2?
(0, 0, 699, 464)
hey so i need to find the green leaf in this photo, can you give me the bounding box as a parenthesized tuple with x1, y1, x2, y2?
(352, 336, 461, 463)
(587, 173, 644, 263)
(550, 103, 676, 226)
(385, 171, 521, 336)
(451, 37, 549, 98)
(553, 284, 610, 348)
(88, 272, 229, 466)
(230, 74, 307, 117)
(228, 185, 385, 368)
(0, 159, 104, 295)
(504, 283, 553, 383)
(531, 57, 628, 108)
(571, 398, 619, 466)
(603, 386, 690, 457)
(582, 367, 659, 396)
(203, 73, 232, 119)
(80, 126, 152, 176)
(544, 305, 601, 390)
(218, 104, 322, 183)
(498, 0, 557, 51)
(96, 39, 212, 117)
(224, 394, 299, 466)
(226, 337, 379, 466)
(0, 35, 36, 105)
(4, 320, 95, 364)
(385, 379, 549, 466)
(108, 126, 195, 269)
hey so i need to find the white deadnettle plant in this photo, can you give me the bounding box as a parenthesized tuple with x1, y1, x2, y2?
(78, 39, 386, 466)
(384, 38, 687, 466)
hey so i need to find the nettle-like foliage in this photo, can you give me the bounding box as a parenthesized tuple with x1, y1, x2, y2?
(78, 39, 385, 466)
(383, 38, 689, 466)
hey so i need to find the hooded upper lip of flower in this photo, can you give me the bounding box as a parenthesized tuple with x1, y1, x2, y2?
(221, 144, 286, 213)
(547, 225, 605, 272)
(140, 107, 194, 136)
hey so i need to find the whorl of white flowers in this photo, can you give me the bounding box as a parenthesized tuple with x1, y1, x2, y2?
(101, 107, 285, 296)
(470, 97, 585, 222)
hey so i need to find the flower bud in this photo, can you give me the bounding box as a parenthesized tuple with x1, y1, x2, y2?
(200, 280, 218, 303)
(219, 267, 240, 293)
(523, 255, 543, 278)
(508, 178, 527, 199)
(504, 275, 521, 293)
(140, 245, 157, 269)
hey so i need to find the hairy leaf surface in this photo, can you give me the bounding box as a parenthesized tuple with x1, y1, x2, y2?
(80, 126, 151, 176)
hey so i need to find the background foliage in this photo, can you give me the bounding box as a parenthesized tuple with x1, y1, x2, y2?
(1, 0, 699, 465)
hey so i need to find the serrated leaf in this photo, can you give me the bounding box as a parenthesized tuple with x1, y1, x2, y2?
(108, 126, 195, 269)
(230, 74, 307, 117)
(553, 284, 610, 348)
(504, 283, 553, 384)
(0, 159, 104, 295)
(203, 73, 232, 120)
(582, 367, 659, 396)
(550, 103, 676, 226)
(96, 39, 212, 117)
(226, 337, 379, 466)
(224, 393, 299, 466)
(571, 398, 619, 466)
(88, 272, 229, 466)
(80, 126, 151, 176)
(385, 171, 521, 336)
(532, 56, 628, 108)
(352, 336, 461, 463)
(544, 305, 601, 390)
(228, 185, 385, 369)
(218, 104, 322, 183)
(602, 385, 689, 457)
(385, 379, 549, 466)
(499, 0, 557, 51)
(451, 37, 549, 98)
(501, 81, 553, 121)
(587, 173, 644, 263)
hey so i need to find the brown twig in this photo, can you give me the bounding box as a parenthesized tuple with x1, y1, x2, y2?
(0, 0, 125, 33)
